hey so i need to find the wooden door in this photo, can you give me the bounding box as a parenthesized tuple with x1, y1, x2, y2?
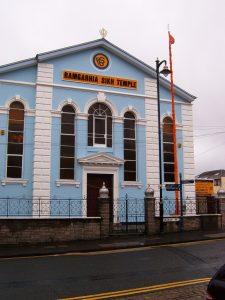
(87, 174, 113, 217)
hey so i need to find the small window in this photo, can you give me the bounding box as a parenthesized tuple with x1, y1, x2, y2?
(7, 101, 24, 178)
(163, 117, 175, 182)
(60, 105, 75, 179)
(124, 112, 136, 181)
(88, 103, 112, 147)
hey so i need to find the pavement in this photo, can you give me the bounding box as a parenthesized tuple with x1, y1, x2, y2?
(1, 230, 225, 259)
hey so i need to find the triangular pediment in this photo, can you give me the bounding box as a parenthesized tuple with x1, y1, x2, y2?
(78, 153, 124, 166)
(0, 38, 195, 102)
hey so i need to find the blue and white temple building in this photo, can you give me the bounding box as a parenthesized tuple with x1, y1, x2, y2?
(0, 38, 196, 217)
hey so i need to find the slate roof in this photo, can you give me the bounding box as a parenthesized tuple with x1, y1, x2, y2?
(196, 169, 225, 180)
(0, 38, 196, 102)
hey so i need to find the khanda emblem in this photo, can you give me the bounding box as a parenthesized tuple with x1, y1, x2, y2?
(93, 53, 109, 69)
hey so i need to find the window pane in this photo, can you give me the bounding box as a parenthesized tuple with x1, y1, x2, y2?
(124, 161, 136, 172)
(8, 120, 24, 132)
(107, 116, 112, 147)
(124, 149, 136, 160)
(163, 133, 173, 142)
(124, 171, 136, 181)
(8, 155, 22, 167)
(60, 168, 74, 179)
(9, 108, 24, 121)
(124, 139, 135, 150)
(164, 153, 174, 162)
(164, 163, 174, 172)
(60, 157, 74, 168)
(62, 105, 75, 113)
(95, 118, 105, 144)
(7, 166, 22, 178)
(164, 173, 175, 182)
(61, 135, 75, 146)
(60, 145, 74, 157)
(164, 143, 174, 153)
(62, 112, 75, 123)
(88, 115, 93, 146)
(8, 143, 23, 155)
(8, 132, 23, 143)
(61, 123, 74, 134)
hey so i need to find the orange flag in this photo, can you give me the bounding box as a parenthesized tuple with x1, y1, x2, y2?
(169, 32, 175, 45)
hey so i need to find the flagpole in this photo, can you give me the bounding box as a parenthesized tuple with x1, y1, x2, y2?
(168, 31, 179, 215)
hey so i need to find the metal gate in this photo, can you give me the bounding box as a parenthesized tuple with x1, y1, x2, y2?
(110, 195, 145, 234)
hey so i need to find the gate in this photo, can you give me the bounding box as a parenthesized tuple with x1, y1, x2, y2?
(110, 195, 145, 234)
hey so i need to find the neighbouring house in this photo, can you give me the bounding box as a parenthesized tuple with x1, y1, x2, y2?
(196, 169, 225, 196)
(0, 38, 196, 220)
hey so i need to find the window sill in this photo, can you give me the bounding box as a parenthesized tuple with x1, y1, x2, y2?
(87, 146, 113, 153)
(1, 178, 28, 187)
(121, 181, 142, 189)
(56, 180, 80, 188)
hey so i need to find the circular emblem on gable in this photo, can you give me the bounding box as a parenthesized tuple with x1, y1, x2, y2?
(93, 53, 109, 69)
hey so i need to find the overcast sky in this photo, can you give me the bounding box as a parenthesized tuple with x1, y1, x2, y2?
(1, 0, 224, 175)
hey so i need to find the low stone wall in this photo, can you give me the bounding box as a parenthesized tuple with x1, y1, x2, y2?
(155, 214, 221, 233)
(0, 218, 101, 245)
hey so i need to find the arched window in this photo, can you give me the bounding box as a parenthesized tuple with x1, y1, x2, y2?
(88, 103, 112, 147)
(124, 112, 136, 181)
(60, 105, 76, 179)
(7, 101, 25, 178)
(163, 116, 175, 182)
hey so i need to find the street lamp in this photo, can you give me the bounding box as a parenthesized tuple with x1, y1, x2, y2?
(156, 59, 171, 233)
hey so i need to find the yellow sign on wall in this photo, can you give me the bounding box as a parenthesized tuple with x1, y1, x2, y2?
(62, 70, 138, 90)
(195, 180, 214, 196)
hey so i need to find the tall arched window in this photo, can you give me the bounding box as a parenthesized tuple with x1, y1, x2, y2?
(7, 101, 25, 178)
(124, 111, 136, 181)
(60, 105, 76, 179)
(163, 116, 175, 182)
(88, 103, 112, 147)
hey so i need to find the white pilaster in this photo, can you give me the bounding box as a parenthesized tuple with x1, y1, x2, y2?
(145, 78, 160, 198)
(32, 63, 53, 216)
(182, 104, 196, 213)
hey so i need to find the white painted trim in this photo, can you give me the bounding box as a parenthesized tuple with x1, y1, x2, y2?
(120, 106, 141, 119)
(84, 97, 118, 116)
(82, 165, 119, 218)
(5, 95, 30, 110)
(121, 181, 143, 189)
(55, 180, 80, 187)
(0, 79, 35, 87)
(161, 98, 192, 106)
(0, 79, 193, 105)
(1, 178, 28, 186)
(57, 99, 81, 113)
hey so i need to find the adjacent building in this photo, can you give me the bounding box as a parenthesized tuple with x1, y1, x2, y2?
(196, 169, 225, 196)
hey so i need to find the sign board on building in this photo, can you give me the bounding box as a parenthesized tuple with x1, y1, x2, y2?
(195, 180, 214, 196)
(62, 70, 138, 90)
(165, 184, 181, 191)
(163, 217, 180, 222)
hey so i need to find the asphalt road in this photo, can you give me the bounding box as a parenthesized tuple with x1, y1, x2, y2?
(0, 239, 225, 300)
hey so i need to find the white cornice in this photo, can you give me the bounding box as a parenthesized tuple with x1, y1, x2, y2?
(0, 79, 35, 87)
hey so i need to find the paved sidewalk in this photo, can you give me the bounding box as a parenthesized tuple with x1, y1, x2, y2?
(1, 230, 225, 259)
(119, 282, 207, 299)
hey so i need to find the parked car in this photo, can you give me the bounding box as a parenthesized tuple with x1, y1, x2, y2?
(207, 264, 225, 300)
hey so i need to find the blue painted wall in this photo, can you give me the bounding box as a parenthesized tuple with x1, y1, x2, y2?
(0, 43, 191, 217)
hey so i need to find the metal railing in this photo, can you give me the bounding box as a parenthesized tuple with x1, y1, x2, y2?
(0, 197, 87, 218)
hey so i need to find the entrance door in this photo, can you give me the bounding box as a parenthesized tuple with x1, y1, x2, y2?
(87, 174, 113, 217)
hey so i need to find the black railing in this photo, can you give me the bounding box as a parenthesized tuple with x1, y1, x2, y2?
(110, 195, 145, 234)
(0, 198, 87, 217)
